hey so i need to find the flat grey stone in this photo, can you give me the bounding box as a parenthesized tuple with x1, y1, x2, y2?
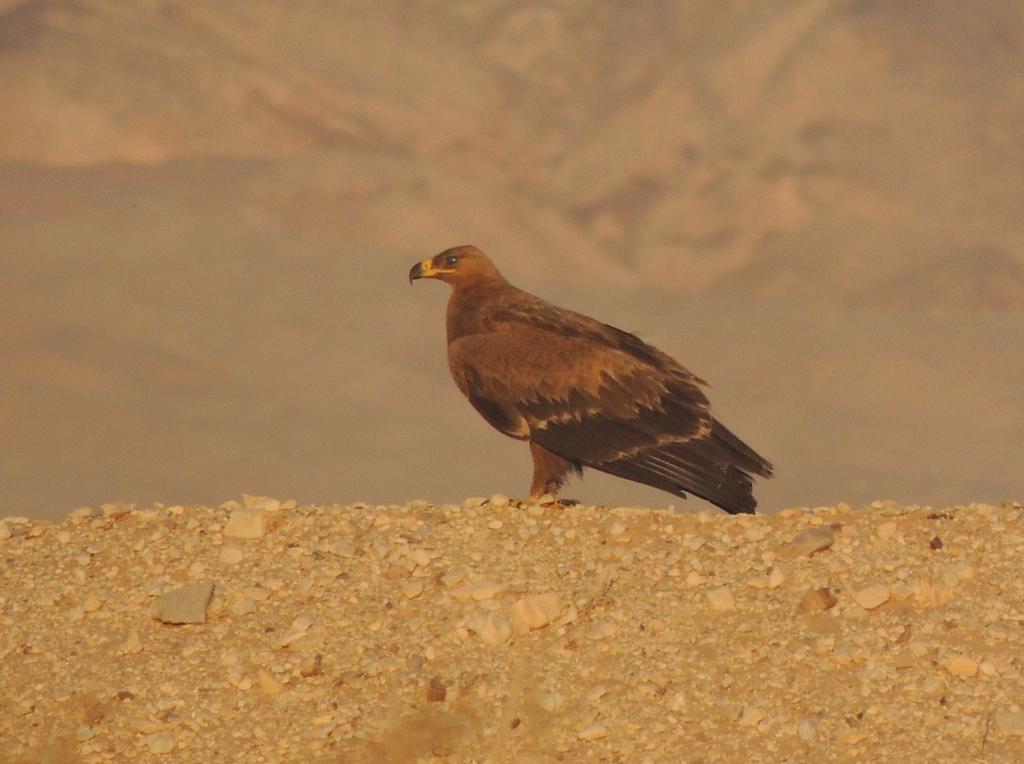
(152, 581, 215, 624)
(786, 526, 835, 557)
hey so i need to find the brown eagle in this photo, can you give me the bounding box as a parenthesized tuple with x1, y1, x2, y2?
(409, 245, 773, 514)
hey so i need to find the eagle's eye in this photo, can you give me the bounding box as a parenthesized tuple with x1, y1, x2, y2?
(444, 254, 458, 268)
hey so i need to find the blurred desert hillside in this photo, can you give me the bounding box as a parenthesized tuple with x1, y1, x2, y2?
(1, 0, 1022, 518)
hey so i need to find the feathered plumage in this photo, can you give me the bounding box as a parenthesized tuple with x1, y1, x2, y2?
(410, 245, 773, 514)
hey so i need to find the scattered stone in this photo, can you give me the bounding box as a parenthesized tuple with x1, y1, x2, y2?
(577, 723, 608, 741)
(588, 620, 618, 640)
(121, 630, 143, 655)
(426, 676, 447, 702)
(786, 527, 834, 557)
(489, 494, 510, 508)
(798, 719, 817, 741)
(83, 592, 103, 612)
(739, 706, 766, 727)
(682, 535, 706, 551)
(328, 539, 355, 557)
(608, 522, 627, 537)
(224, 509, 267, 539)
(410, 548, 432, 567)
(799, 588, 838, 612)
(152, 581, 215, 624)
(853, 584, 891, 610)
(0, 522, 10, 541)
(127, 718, 164, 734)
(893, 650, 916, 670)
(219, 546, 244, 565)
(930, 536, 943, 550)
(279, 616, 314, 647)
(401, 580, 424, 599)
(144, 732, 176, 755)
(767, 567, 786, 589)
(920, 676, 947, 698)
(300, 654, 324, 677)
(877, 522, 898, 540)
(226, 667, 252, 690)
(440, 568, 467, 588)
(454, 580, 507, 601)
(101, 502, 133, 517)
(706, 586, 736, 611)
(943, 655, 979, 678)
(540, 692, 564, 712)
(510, 593, 562, 632)
(994, 709, 1024, 737)
(908, 641, 930, 658)
(466, 611, 512, 646)
(242, 494, 281, 512)
(585, 684, 608, 703)
(257, 669, 285, 695)
(230, 596, 256, 617)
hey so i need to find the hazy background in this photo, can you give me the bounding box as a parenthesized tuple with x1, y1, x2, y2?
(3, 0, 1022, 519)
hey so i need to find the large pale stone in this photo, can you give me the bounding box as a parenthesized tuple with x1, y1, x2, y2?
(510, 593, 561, 633)
(224, 509, 267, 539)
(943, 655, 979, 678)
(853, 584, 891, 610)
(152, 582, 215, 624)
(995, 709, 1024, 737)
(798, 588, 837, 612)
(706, 586, 736, 611)
(786, 527, 834, 557)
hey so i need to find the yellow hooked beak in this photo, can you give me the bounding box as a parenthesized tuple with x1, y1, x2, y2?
(408, 258, 454, 283)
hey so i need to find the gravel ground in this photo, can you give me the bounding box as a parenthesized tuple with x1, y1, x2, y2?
(2, 497, 1024, 763)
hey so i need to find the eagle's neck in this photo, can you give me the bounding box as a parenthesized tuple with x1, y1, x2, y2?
(445, 278, 508, 344)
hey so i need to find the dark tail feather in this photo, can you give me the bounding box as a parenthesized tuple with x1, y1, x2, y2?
(711, 419, 774, 479)
(592, 421, 772, 515)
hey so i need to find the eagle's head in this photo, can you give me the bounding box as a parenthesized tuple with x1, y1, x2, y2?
(409, 245, 504, 287)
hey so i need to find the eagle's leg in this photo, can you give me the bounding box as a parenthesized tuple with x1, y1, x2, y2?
(528, 441, 576, 501)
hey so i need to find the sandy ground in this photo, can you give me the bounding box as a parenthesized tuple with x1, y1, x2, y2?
(2, 497, 1024, 763)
